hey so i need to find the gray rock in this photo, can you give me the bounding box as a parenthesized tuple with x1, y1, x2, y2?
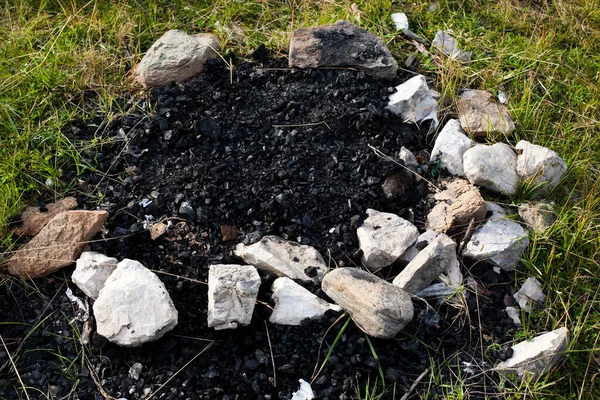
(426, 179, 487, 233)
(234, 236, 327, 284)
(357, 209, 419, 271)
(399, 146, 419, 170)
(458, 89, 515, 136)
(128, 363, 143, 380)
(322, 268, 414, 338)
(515, 140, 567, 191)
(518, 201, 556, 231)
(270, 277, 341, 326)
(93, 259, 178, 347)
(207, 264, 261, 330)
(514, 277, 546, 312)
(505, 306, 522, 326)
(386, 75, 439, 126)
(430, 119, 472, 176)
(72, 252, 118, 299)
(463, 143, 520, 196)
(432, 30, 471, 62)
(496, 327, 569, 381)
(178, 200, 196, 221)
(400, 230, 439, 263)
(134, 30, 220, 88)
(288, 20, 398, 79)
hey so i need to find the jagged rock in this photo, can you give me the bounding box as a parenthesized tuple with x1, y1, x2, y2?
(128, 363, 143, 380)
(393, 234, 458, 294)
(234, 236, 327, 284)
(8, 210, 109, 279)
(463, 143, 520, 196)
(496, 327, 569, 380)
(288, 20, 398, 79)
(514, 277, 546, 312)
(505, 306, 522, 326)
(400, 230, 439, 263)
(391, 13, 409, 31)
(93, 259, 178, 346)
(426, 179, 487, 233)
(357, 209, 419, 271)
(207, 264, 261, 330)
(518, 201, 556, 231)
(72, 252, 118, 299)
(458, 89, 515, 136)
(515, 140, 567, 191)
(134, 29, 220, 88)
(322, 268, 414, 338)
(385, 75, 439, 125)
(270, 277, 341, 326)
(430, 119, 472, 176)
(432, 30, 471, 62)
(399, 146, 419, 170)
(14, 197, 78, 237)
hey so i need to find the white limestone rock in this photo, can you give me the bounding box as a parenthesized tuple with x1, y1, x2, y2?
(486, 202, 509, 219)
(391, 13, 409, 31)
(292, 379, 314, 400)
(234, 236, 327, 284)
(207, 264, 261, 330)
(386, 75, 439, 126)
(270, 277, 341, 326)
(496, 327, 569, 380)
(93, 259, 178, 347)
(430, 119, 472, 176)
(505, 306, 522, 326)
(463, 143, 520, 196)
(72, 252, 118, 299)
(514, 277, 546, 312)
(400, 230, 439, 263)
(432, 30, 471, 62)
(357, 209, 419, 271)
(515, 140, 567, 191)
(399, 146, 419, 170)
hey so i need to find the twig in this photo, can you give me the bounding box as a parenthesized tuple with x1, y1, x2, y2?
(458, 217, 476, 254)
(400, 367, 430, 400)
(86, 357, 115, 400)
(264, 320, 277, 387)
(153, 270, 208, 286)
(0, 335, 30, 400)
(272, 121, 332, 130)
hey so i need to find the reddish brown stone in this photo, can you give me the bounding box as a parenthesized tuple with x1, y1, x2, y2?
(13, 197, 78, 237)
(220, 225, 240, 242)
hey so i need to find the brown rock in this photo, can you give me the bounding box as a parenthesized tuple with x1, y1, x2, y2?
(457, 89, 515, 136)
(8, 210, 109, 279)
(14, 197, 78, 237)
(427, 179, 487, 233)
(220, 225, 240, 241)
(382, 170, 412, 199)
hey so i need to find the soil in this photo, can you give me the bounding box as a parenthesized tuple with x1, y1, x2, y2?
(1, 57, 519, 399)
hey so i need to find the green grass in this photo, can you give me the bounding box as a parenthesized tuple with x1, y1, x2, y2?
(1, 0, 599, 398)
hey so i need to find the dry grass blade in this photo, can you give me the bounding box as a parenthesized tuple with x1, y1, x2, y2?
(0, 334, 30, 400)
(264, 320, 277, 387)
(400, 367, 430, 400)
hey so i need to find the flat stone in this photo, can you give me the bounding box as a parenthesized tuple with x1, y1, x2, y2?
(134, 29, 220, 88)
(463, 143, 520, 196)
(8, 210, 109, 279)
(496, 327, 569, 381)
(430, 119, 472, 176)
(234, 236, 327, 284)
(514, 277, 546, 312)
(399, 230, 439, 263)
(518, 201, 556, 231)
(93, 259, 178, 347)
(322, 268, 414, 338)
(515, 140, 567, 191)
(386, 75, 439, 125)
(72, 252, 118, 299)
(289, 20, 398, 79)
(458, 89, 515, 136)
(432, 30, 471, 62)
(426, 179, 487, 233)
(270, 277, 341, 326)
(207, 264, 261, 330)
(357, 209, 419, 271)
(14, 197, 78, 237)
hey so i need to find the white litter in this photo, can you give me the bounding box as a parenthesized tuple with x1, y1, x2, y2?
(291, 379, 314, 400)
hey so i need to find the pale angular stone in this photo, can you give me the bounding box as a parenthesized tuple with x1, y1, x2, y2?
(292, 379, 314, 400)
(14, 197, 78, 237)
(515, 140, 567, 191)
(514, 277, 546, 312)
(496, 327, 569, 380)
(134, 30, 220, 88)
(207, 264, 261, 330)
(458, 89, 515, 136)
(430, 119, 472, 176)
(93, 259, 178, 347)
(400, 230, 439, 263)
(357, 209, 419, 271)
(72, 252, 118, 299)
(235, 236, 326, 284)
(270, 277, 341, 326)
(463, 143, 520, 196)
(391, 13, 409, 31)
(518, 201, 556, 231)
(426, 179, 487, 233)
(289, 20, 398, 79)
(432, 30, 471, 62)
(386, 75, 439, 126)
(506, 306, 522, 326)
(322, 268, 414, 338)
(399, 146, 419, 170)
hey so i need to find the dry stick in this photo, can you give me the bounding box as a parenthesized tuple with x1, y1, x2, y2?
(153, 270, 208, 286)
(86, 357, 115, 400)
(272, 121, 332, 130)
(458, 217, 476, 254)
(0, 335, 30, 400)
(264, 320, 277, 387)
(399, 367, 430, 400)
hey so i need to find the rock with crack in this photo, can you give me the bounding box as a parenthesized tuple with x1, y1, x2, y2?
(463, 143, 520, 196)
(515, 140, 567, 192)
(518, 201, 556, 231)
(357, 209, 419, 271)
(207, 264, 261, 330)
(134, 29, 220, 88)
(400, 230, 439, 263)
(430, 119, 472, 176)
(386, 75, 439, 126)
(458, 89, 515, 136)
(426, 179, 487, 233)
(93, 259, 178, 346)
(234, 236, 327, 284)
(496, 327, 569, 381)
(288, 20, 398, 79)
(432, 30, 471, 62)
(322, 268, 414, 338)
(72, 252, 118, 299)
(514, 277, 546, 312)
(393, 234, 459, 294)
(270, 277, 342, 326)
(13, 196, 78, 237)
(8, 210, 109, 279)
